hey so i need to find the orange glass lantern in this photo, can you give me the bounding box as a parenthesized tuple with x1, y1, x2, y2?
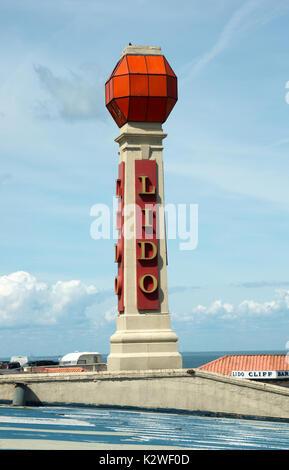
(105, 51, 177, 127)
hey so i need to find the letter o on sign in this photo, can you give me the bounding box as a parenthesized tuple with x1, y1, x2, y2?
(115, 276, 122, 295)
(139, 274, 158, 294)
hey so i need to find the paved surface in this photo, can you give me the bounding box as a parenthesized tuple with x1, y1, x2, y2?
(2, 404, 289, 450)
(0, 425, 185, 449)
(0, 437, 184, 450)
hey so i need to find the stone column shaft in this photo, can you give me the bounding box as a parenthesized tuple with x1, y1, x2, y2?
(107, 122, 182, 371)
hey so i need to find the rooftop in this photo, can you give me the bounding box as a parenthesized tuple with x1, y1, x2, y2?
(198, 354, 289, 376)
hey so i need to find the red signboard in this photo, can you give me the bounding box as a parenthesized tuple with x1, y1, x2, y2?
(135, 160, 159, 310)
(115, 162, 125, 312)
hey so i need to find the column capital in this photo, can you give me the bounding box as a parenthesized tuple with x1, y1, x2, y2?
(115, 122, 167, 148)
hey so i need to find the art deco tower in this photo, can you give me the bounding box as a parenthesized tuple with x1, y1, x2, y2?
(105, 45, 182, 371)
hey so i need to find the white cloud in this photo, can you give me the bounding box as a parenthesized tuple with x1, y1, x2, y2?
(3, 272, 289, 330)
(0, 271, 114, 328)
(174, 289, 289, 325)
(34, 64, 105, 122)
(104, 306, 117, 323)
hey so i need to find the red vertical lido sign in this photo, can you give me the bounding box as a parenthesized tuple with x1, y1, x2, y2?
(135, 160, 159, 310)
(115, 162, 125, 312)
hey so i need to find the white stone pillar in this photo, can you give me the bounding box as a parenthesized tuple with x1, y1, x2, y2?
(107, 122, 182, 371)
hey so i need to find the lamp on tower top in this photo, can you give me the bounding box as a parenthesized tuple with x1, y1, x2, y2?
(105, 45, 177, 127)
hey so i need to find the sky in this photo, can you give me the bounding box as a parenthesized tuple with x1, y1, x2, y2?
(1, 0, 289, 358)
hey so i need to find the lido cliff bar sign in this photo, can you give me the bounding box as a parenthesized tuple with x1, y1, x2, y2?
(232, 370, 289, 379)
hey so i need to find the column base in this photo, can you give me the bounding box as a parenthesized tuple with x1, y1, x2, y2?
(107, 314, 183, 371)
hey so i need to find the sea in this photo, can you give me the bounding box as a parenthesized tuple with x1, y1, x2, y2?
(1, 350, 289, 452)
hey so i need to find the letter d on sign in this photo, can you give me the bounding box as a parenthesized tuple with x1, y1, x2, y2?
(138, 241, 157, 260)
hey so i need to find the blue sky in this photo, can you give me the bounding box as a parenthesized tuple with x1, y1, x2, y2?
(1, 0, 289, 358)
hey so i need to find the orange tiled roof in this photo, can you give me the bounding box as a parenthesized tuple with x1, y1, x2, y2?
(41, 367, 87, 373)
(28, 366, 87, 374)
(198, 354, 289, 376)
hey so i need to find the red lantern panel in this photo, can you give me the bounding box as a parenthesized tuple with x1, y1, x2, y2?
(130, 74, 149, 95)
(128, 97, 148, 122)
(146, 55, 166, 74)
(113, 75, 130, 98)
(126, 55, 147, 73)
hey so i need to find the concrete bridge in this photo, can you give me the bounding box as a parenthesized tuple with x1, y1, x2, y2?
(1, 368, 289, 421)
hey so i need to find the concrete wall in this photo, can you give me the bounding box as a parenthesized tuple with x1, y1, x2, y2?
(1, 368, 289, 421)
